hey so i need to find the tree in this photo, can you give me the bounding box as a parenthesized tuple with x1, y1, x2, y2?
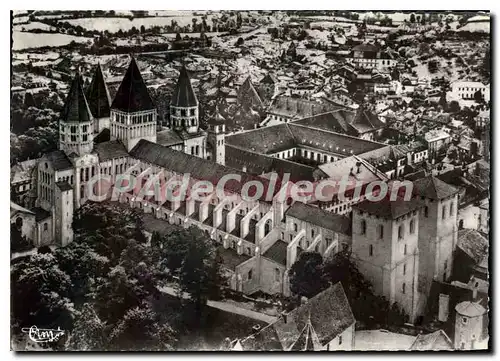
(108, 305, 176, 351)
(236, 37, 244, 46)
(474, 90, 484, 104)
(94, 265, 152, 325)
(11, 221, 32, 253)
(67, 303, 106, 351)
(157, 227, 225, 318)
(410, 13, 416, 23)
(483, 50, 491, 76)
(178, 228, 225, 317)
(448, 100, 460, 113)
(140, 25, 146, 34)
(289, 252, 327, 299)
(11, 253, 74, 331)
(55, 241, 109, 303)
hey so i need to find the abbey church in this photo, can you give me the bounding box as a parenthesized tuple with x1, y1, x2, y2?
(11, 56, 465, 325)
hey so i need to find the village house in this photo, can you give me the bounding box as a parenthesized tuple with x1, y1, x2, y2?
(233, 282, 356, 351)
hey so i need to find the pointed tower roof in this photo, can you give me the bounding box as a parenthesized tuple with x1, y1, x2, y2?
(412, 175, 458, 200)
(289, 315, 318, 351)
(260, 73, 278, 85)
(86, 63, 111, 119)
(111, 57, 155, 113)
(61, 72, 93, 123)
(237, 76, 263, 107)
(171, 65, 198, 107)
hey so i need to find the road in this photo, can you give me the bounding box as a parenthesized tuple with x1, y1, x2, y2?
(159, 285, 277, 324)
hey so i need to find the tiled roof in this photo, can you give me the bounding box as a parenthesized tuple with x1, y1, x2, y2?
(33, 207, 51, 222)
(237, 76, 263, 108)
(55, 181, 73, 192)
(218, 246, 251, 271)
(86, 63, 111, 119)
(352, 43, 379, 53)
(129, 140, 277, 199)
(457, 229, 488, 265)
(111, 57, 155, 112)
(268, 96, 328, 120)
(225, 145, 316, 182)
(156, 129, 183, 147)
(240, 282, 354, 351)
(94, 128, 111, 144)
(409, 330, 453, 351)
(11, 159, 37, 183)
(412, 176, 458, 200)
(353, 196, 425, 220)
(286, 202, 351, 235)
(284, 282, 354, 347)
(293, 110, 357, 135)
(10, 202, 35, 218)
(61, 73, 93, 123)
(226, 124, 296, 155)
(455, 301, 486, 317)
(263, 240, 288, 266)
(43, 150, 73, 171)
(289, 124, 384, 155)
(260, 73, 278, 84)
(289, 320, 320, 351)
(170, 65, 198, 107)
(94, 140, 129, 162)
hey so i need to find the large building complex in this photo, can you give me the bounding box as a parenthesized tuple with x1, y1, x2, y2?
(11, 56, 464, 325)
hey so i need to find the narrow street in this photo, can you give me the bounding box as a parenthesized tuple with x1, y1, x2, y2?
(159, 285, 277, 324)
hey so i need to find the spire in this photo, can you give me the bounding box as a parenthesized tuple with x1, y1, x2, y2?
(290, 318, 316, 351)
(61, 72, 93, 123)
(86, 63, 111, 119)
(111, 56, 155, 113)
(171, 64, 198, 107)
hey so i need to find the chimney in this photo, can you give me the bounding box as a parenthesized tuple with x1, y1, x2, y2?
(281, 311, 288, 324)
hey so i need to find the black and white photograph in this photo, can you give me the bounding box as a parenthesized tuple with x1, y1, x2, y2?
(9, 9, 491, 352)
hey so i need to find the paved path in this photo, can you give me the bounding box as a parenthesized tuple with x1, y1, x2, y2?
(11, 246, 56, 261)
(159, 285, 277, 324)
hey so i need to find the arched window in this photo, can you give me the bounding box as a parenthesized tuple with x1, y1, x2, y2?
(231, 240, 236, 249)
(248, 269, 253, 280)
(424, 206, 429, 217)
(264, 219, 272, 236)
(410, 219, 415, 234)
(402, 282, 406, 294)
(274, 268, 280, 282)
(442, 205, 447, 219)
(378, 225, 384, 239)
(360, 220, 366, 235)
(398, 225, 404, 239)
(369, 244, 373, 256)
(450, 202, 454, 217)
(459, 219, 464, 230)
